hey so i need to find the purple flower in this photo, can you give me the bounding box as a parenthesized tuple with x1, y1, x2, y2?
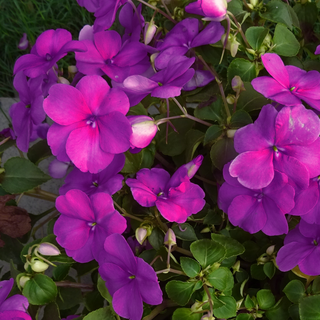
(315, 45, 320, 55)
(0, 279, 31, 320)
(18, 33, 29, 50)
(229, 104, 320, 190)
(54, 189, 127, 263)
(59, 154, 125, 196)
(276, 220, 320, 276)
(14, 29, 86, 78)
(48, 159, 71, 179)
(126, 156, 205, 223)
(252, 53, 320, 110)
(219, 163, 295, 235)
(44, 75, 132, 173)
(77, 0, 99, 12)
(99, 234, 163, 320)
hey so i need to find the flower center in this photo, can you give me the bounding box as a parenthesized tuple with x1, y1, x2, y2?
(92, 181, 98, 187)
(254, 193, 264, 202)
(86, 117, 97, 128)
(290, 86, 296, 92)
(46, 53, 52, 61)
(26, 104, 31, 109)
(88, 222, 97, 231)
(314, 239, 318, 246)
(106, 59, 114, 66)
(129, 275, 136, 279)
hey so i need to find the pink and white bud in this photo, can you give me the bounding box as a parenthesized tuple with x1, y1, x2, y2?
(164, 228, 176, 246)
(144, 19, 157, 45)
(231, 76, 245, 94)
(18, 33, 29, 50)
(135, 226, 152, 245)
(128, 115, 158, 149)
(38, 242, 61, 256)
(184, 155, 204, 179)
(58, 77, 70, 85)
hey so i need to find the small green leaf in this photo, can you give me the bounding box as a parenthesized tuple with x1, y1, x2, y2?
(293, 2, 317, 26)
(127, 103, 148, 116)
(257, 289, 275, 310)
(194, 98, 225, 122)
(245, 27, 269, 50)
(207, 267, 234, 292)
(27, 140, 52, 164)
(166, 281, 196, 306)
(185, 130, 204, 162)
(57, 287, 82, 310)
(283, 280, 306, 303)
(312, 276, 320, 294)
(227, 58, 257, 83)
(213, 296, 237, 319)
(272, 24, 300, 57)
(190, 239, 226, 268)
(83, 307, 116, 320)
(172, 308, 202, 320)
(97, 276, 112, 304)
(210, 138, 238, 171)
(172, 223, 198, 241)
(23, 274, 57, 305)
(300, 295, 320, 320)
(230, 110, 252, 128)
(288, 304, 300, 320)
(43, 303, 61, 320)
(204, 125, 223, 145)
(180, 257, 201, 278)
(1, 157, 51, 193)
(148, 227, 164, 250)
(53, 264, 71, 281)
(265, 297, 291, 320)
(250, 263, 266, 280)
(211, 233, 245, 259)
(263, 261, 276, 279)
(236, 314, 254, 320)
(85, 290, 104, 312)
(245, 295, 255, 309)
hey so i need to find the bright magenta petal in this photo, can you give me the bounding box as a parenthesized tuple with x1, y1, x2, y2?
(156, 198, 188, 223)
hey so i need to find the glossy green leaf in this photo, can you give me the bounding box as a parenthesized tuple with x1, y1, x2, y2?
(172, 223, 198, 241)
(53, 264, 71, 281)
(210, 138, 238, 170)
(265, 297, 291, 320)
(312, 276, 320, 294)
(148, 227, 164, 250)
(204, 125, 223, 145)
(245, 295, 255, 309)
(288, 304, 300, 320)
(42, 302, 60, 320)
(257, 289, 275, 310)
(300, 295, 320, 320)
(127, 103, 148, 116)
(27, 140, 52, 164)
(83, 307, 116, 320)
(263, 261, 276, 279)
(227, 58, 257, 83)
(180, 257, 201, 278)
(250, 263, 266, 280)
(207, 267, 234, 291)
(245, 26, 269, 50)
(97, 276, 112, 304)
(85, 290, 104, 312)
(230, 110, 252, 128)
(293, 2, 317, 26)
(236, 314, 254, 320)
(185, 129, 204, 162)
(57, 287, 82, 310)
(194, 98, 225, 122)
(172, 308, 202, 320)
(213, 296, 237, 318)
(211, 233, 245, 259)
(166, 281, 197, 306)
(283, 279, 305, 303)
(272, 24, 300, 57)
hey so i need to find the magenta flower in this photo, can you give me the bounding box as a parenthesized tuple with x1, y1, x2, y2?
(99, 234, 163, 320)
(219, 163, 295, 235)
(229, 104, 320, 190)
(252, 53, 320, 110)
(14, 29, 86, 78)
(44, 75, 132, 173)
(59, 154, 125, 196)
(54, 189, 127, 263)
(126, 156, 205, 223)
(0, 279, 31, 320)
(276, 220, 320, 276)
(185, 0, 231, 21)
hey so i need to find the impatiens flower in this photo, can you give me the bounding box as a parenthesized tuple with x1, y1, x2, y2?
(252, 53, 320, 110)
(229, 104, 320, 190)
(185, 0, 231, 21)
(14, 29, 86, 78)
(44, 75, 132, 173)
(59, 154, 125, 195)
(48, 158, 71, 179)
(219, 163, 295, 235)
(54, 189, 127, 263)
(0, 278, 31, 320)
(126, 156, 205, 223)
(18, 33, 29, 50)
(276, 220, 320, 276)
(99, 234, 163, 320)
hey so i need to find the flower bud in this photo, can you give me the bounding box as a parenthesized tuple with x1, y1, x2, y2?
(128, 116, 158, 149)
(18, 33, 29, 50)
(68, 65, 78, 74)
(19, 276, 31, 288)
(221, 34, 240, 57)
(201, 315, 215, 320)
(226, 94, 236, 104)
(136, 226, 152, 245)
(164, 228, 176, 246)
(249, 0, 259, 7)
(266, 245, 275, 256)
(58, 77, 70, 85)
(38, 243, 61, 256)
(231, 76, 245, 94)
(232, 260, 241, 273)
(173, 7, 184, 21)
(144, 19, 157, 45)
(191, 301, 203, 313)
(30, 258, 49, 272)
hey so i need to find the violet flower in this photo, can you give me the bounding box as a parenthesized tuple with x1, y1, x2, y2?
(276, 220, 320, 276)
(48, 159, 72, 179)
(18, 33, 29, 50)
(59, 154, 125, 196)
(252, 53, 320, 110)
(43, 75, 132, 173)
(54, 189, 127, 263)
(0, 278, 31, 320)
(99, 234, 163, 320)
(126, 156, 205, 223)
(14, 29, 86, 78)
(229, 104, 320, 190)
(219, 163, 295, 235)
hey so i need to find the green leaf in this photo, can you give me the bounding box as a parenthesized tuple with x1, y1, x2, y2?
(211, 233, 245, 258)
(190, 239, 226, 267)
(53, 264, 71, 281)
(27, 140, 52, 164)
(85, 290, 104, 312)
(263, 261, 276, 279)
(172, 223, 198, 241)
(228, 0, 245, 16)
(245, 27, 269, 50)
(204, 125, 223, 145)
(230, 110, 252, 128)
(288, 304, 300, 320)
(283, 279, 305, 303)
(312, 276, 320, 294)
(293, 2, 317, 26)
(23, 274, 57, 305)
(260, 0, 293, 29)
(227, 58, 257, 83)
(148, 227, 164, 250)
(245, 295, 255, 309)
(172, 308, 202, 320)
(166, 281, 197, 306)
(250, 263, 266, 280)
(83, 307, 116, 320)
(257, 289, 275, 310)
(207, 267, 234, 291)
(272, 24, 300, 57)
(0, 139, 15, 153)
(185, 129, 204, 162)
(300, 295, 320, 320)
(97, 276, 112, 304)
(180, 257, 201, 278)
(43, 302, 61, 320)
(265, 297, 291, 320)
(57, 287, 82, 310)
(236, 314, 254, 320)
(127, 103, 148, 116)
(122, 150, 142, 174)
(210, 138, 238, 171)
(213, 296, 237, 318)
(1, 157, 51, 193)
(194, 98, 225, 122)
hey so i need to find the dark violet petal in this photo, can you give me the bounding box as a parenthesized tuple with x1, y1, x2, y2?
(48, 158, 70, 178)
(294, 94, 320, 112)
(59, 168, 93, 195)
(98, 87, 130, 116)
(183, 69, 215, 91)
(228, 195, 267, 234)
(299, 246, 320, 276)
(299, 219, 320, 239)
(151, 85, 183, 99)
(154, 47, 188, 70)
(168, 68, 196, 88)
(123, 75, 158, 94)
(94, 30, 121, 61)
(191, 21, 224, 47)
(65, 233, 94, 263)
(126, 178, 158, 207)
(114, 42, 148, 67)
(275, 105, 320, 146)
(66, 125, 114, 173)
(77, 0, 99, 12)
(286, 65, 306, 88)
(283, 225, 308, 245)
(58, 40, 87, 55)
(137, 168, 171, 194)
(13, 71, 29, 99)
(0, 279, 13, 306)
(229, 149, 274, 189)
(162, 56, 195, 84)
(185, 0, 204, 16)
(156, 198, 189, 223)
(136, 257, 163, 305)
(99, 263, 131, 296)
(13, 54, 47, 76)
(44, 84, 91, 125)
(301, 199, 320, 225)
(234, 104, 277, 153)
(222, 162, 243, 187)
(261, 53, 290, 88)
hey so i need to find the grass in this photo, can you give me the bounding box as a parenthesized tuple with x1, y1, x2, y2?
(0, 0, 94, 97)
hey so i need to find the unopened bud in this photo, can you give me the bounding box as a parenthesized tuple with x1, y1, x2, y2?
(226, 94, 236, 104)
(58, 77, 70, 85)
(136, 226, 152, 245)
(144, 19, 157, 45)
(257, 253, 269, 265)
(173, 7, 184, 21)
(266, 245, 275, 256)
(249, 0, 259, 6)
(221, 34, 240, 57)
(18, 33, 29, 50)
(232, 260, 241, 273)
(38, 243, 61, 256)
(19, 276, 31, 288)
(191, 301, 203, 313)
(164, 228, 176, 246)
(232, 76, 245, 94)
(68, 65, 78, 74)
(30, 258, 49, 272)
(201, 315, 215, 320)
(246, 48, 256, 55)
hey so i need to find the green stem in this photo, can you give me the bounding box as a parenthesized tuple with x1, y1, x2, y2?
(55, 281, 94, 290)
(154, 207, 168, 232)
(113, 201, 143, 222)
(142, 300, 178, 320)
(24, 193, 56, 202)
(172, 245, 193, 257)
(203, 284, 214, 317)
(194, 174, 217, 186)
(227, 11, 251, 48)
(156, 268, 185, 275)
